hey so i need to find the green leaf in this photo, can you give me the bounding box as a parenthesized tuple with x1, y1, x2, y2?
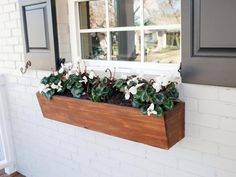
(113, 79, 125, 89)
(140, 104, 148, 114)
(132, 98, 141, 108)
(42, 89, 55, 100)
(141, 91, 149, 102)
(155, 106, 163, 117)
(163, 99, 174, 110)
(71, 87, 83, 98)
(152, 93, 165, 105)
(41, 77, 49, 85)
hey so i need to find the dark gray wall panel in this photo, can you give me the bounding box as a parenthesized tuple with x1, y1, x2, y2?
(200, 0, 236, 48)
(182, 0, 236, 87)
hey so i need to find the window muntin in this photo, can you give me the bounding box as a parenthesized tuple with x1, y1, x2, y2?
(77, 0, 181, 64)
(111, 31, 141, 61)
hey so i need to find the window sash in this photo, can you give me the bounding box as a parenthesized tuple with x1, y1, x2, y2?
(69, 0, 181, 73)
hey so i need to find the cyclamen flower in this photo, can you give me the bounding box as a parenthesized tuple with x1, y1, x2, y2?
(79, 76, 88, 84)
(39, 84, 50, 94)
(53, 71, 59, 76)
(154, 75, 170, 87)
(124, 86, 130, 100)
(89, 71, 96, 79)
(51, 83, 59, 90)
(152, 82, 162, 93)
(147, 103, 157, 116)
(59, 62, 73, 74)
(121, 74, 128, 80)
(124, 83, 144, 100)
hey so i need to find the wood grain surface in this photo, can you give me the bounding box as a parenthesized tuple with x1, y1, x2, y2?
(37, 92, 185, 149)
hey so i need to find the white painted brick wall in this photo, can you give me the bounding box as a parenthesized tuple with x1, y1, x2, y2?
(1, 0, 236, 177)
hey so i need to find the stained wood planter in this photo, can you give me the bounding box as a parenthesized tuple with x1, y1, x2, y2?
(36, 92, 185, 149)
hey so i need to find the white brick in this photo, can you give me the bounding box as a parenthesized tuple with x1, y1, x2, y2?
(219, 87, 236, 104)
(9, 53, 21, 61)
(5, 20, 17, 29)
(219, 145, 236, 160)
(199, 127, 236, 146)
(179, 159, 215, 177)
(184, 98, 198, 111)
(3, 3, 15, 13)
(183, 84, 218, 100)
(203, 154, 236, 173)
(186, 111, 220, 128)
(220, 117, 236, 132)
(199, 100, 236, 118)
(0, 13, 9, 22)
(185, 124, 200, 138)
(165, 167, 197, 177)
(216, 170, 236, 177)
(179, 137, 218, 154)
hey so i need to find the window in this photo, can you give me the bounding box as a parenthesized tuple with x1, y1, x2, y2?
(70, 0, 181, 67)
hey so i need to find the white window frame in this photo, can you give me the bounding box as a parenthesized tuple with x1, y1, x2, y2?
(68, 0, 181, 74)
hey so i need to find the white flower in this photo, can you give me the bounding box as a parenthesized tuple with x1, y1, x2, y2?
(79, 76, 88, 84)
(43, 88, 51, 93)
(51, 83, 59, 90)
(57, 81, 63, 92)
(154, 75, 170, 87)
(65, 73, 70, 80)
(161, 75, 170, 87)
(129, 83, 144, 95)
(124, 83, 144, 100)
(39, 84, 50, 93)
(147, 103, 157, 116)
(89, 71, 96, 79)
(53, 71, 59, 76)
(59, 62, 73, 74)
(124, 86, 130, 100)
(58, 67, 64, 74)
(121, 74, 128, 80)
(152, 82, 162, 92)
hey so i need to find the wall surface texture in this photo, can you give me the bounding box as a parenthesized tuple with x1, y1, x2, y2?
(1, 0, 236, 177)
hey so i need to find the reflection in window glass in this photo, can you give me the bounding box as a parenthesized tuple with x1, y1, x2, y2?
(81, 33, 107, 60)
(79, 0, 106, 29)
(144, 0, 180, 26)
(144, 30, 180, 63)
(111, 31, 141, 61)
(109, 0, 140, 27)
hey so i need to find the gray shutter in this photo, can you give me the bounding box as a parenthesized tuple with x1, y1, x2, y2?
(19, 0, 59, 71)
(182, 0, 236, 87)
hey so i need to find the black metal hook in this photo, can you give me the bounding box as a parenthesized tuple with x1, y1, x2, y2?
(20, 60, 31, 74)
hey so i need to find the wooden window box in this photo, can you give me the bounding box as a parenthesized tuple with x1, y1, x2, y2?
(36, 92, 185, 149)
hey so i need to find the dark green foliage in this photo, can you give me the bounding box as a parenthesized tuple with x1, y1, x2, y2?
(39, 69, 179, 117)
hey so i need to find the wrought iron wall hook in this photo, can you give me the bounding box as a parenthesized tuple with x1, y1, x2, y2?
(20, 60, 31, 74)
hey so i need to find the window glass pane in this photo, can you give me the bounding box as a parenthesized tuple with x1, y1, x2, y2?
(79, 0, 106, 29)
(111, 31, 141, 61)
(144, 30, 180, 63)
(109, 0, 140, 27)
(144, 0, 181, 26)
(81, 32, 107, 60)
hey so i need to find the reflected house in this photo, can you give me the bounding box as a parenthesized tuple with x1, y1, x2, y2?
(144, 27, 180, 53)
